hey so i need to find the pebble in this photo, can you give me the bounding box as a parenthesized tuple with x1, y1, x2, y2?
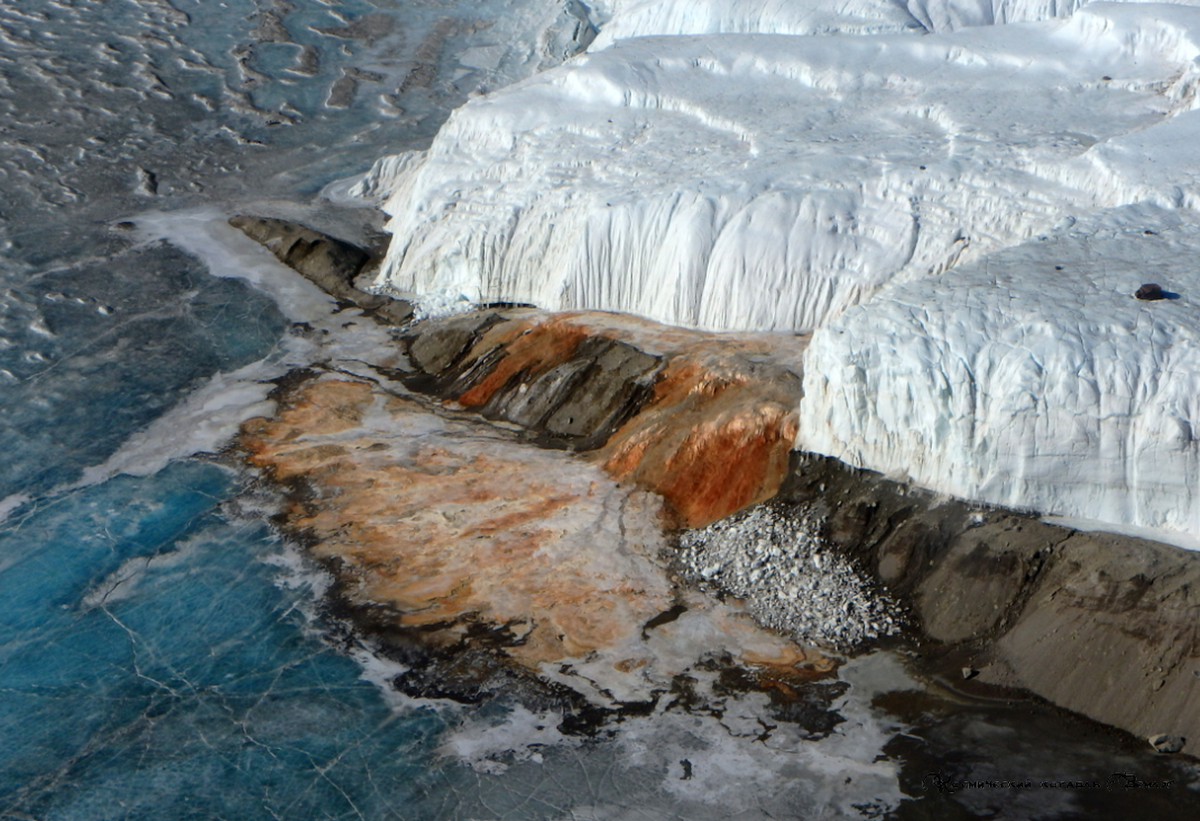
(676, 503, 904, 649)
(1148, 733, 1184, 754)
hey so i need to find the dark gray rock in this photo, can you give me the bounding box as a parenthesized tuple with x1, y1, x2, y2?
(487, 358, 593, 430)
(542, 340, 660, 445)
(406, 312, 507, 376)
(399, 311, 663, 451)
(229, 215, 414, 325)
(1136, 283, 1165, 300)
(229, 215, 368, 294)
(371, 299, 415, 325)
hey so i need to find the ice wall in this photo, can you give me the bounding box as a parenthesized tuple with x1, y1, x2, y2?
(364, 0, 1200, 537)
(797, 202, 1200, 535)
(796, 49, 1200, 538)
(372, 3, 1200, 330)
(586, 0, 1088, 48)
(587, 0, 926, 47)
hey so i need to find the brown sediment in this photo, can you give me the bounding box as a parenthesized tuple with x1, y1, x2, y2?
(238, 374, 829, 684)
(780, 451, 1200, 758)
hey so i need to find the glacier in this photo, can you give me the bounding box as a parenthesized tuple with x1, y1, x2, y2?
(798, 202, 1200, 535)
(363, 0, 1200, 539)
(370, 2, 1200, 331)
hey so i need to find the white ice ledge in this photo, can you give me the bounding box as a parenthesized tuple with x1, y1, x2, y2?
(370, 2, 1200, 332)
(797, 202, 1200, 539)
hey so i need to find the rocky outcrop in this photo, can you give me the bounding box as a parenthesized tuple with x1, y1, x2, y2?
(397, 308, 804, 527)
(780, 452, 1200, 756)
(229, 215, 414, 324)
(235, 245, 1199, 756)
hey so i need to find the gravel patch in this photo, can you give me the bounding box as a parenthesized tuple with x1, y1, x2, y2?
(677, 503, 904, 649)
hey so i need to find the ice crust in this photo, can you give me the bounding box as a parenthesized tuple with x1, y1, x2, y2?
(586, 0, 1092, 48)
(366, 0, 1200, 539)
(798, 203, 1200, 536)
(371, 2, 1200, 332)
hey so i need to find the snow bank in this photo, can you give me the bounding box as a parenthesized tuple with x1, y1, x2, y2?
(587, 0, 1090, 48)
(588, 0, 925, 48)
(370, 3, 1200, 330)
(797, 203, 1200, 536)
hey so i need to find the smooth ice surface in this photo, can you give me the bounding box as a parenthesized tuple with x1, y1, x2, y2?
(799, 203, 1200, 539)
(371, 2, 1200, 331)
(0, 238, 287, 500)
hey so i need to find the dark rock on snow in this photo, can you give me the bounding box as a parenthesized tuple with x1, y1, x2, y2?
(1150, 734, 1186, 754)
(229, 215, 413, 324)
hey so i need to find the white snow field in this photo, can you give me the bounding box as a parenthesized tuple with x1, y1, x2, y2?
(364, 0, 1200, 538)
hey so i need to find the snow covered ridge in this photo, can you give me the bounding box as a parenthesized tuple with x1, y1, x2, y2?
(369, 2, 1200, 331)
(586, 0, 1090, 48)
(797, 203, 1200, 537)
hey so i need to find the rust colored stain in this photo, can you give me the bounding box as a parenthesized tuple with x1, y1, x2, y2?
(657, 406, 798, 527)
(236, 376, 677, 669)
(407, 309, 806, 529)
(455, 317, 591, 407)
(235, 364, 836, 690)
(599, 348, 800, 528)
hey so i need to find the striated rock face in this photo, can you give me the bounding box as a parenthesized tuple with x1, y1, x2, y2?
(398, 307, 805, 526)
(229, 215, 414, 324)
(781, 452, 1200, 756)
(238, 372, 834, 721)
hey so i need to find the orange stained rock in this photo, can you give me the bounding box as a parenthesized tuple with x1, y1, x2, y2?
(438, 311, 803, 529)
(405, 308, 804, 530)
(454, 316, 591, 407)
(600, 352, 800, 528)
(238, 368, 840, 701)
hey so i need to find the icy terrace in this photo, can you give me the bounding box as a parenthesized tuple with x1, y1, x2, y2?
(357, 0, 1200, 540)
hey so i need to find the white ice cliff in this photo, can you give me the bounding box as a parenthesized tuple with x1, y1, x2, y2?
(370, 2, 1200, 331)
(799, 202, 1200, 535)
(364, 0, 1200, 537)
(586, 0, 1087, 46)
